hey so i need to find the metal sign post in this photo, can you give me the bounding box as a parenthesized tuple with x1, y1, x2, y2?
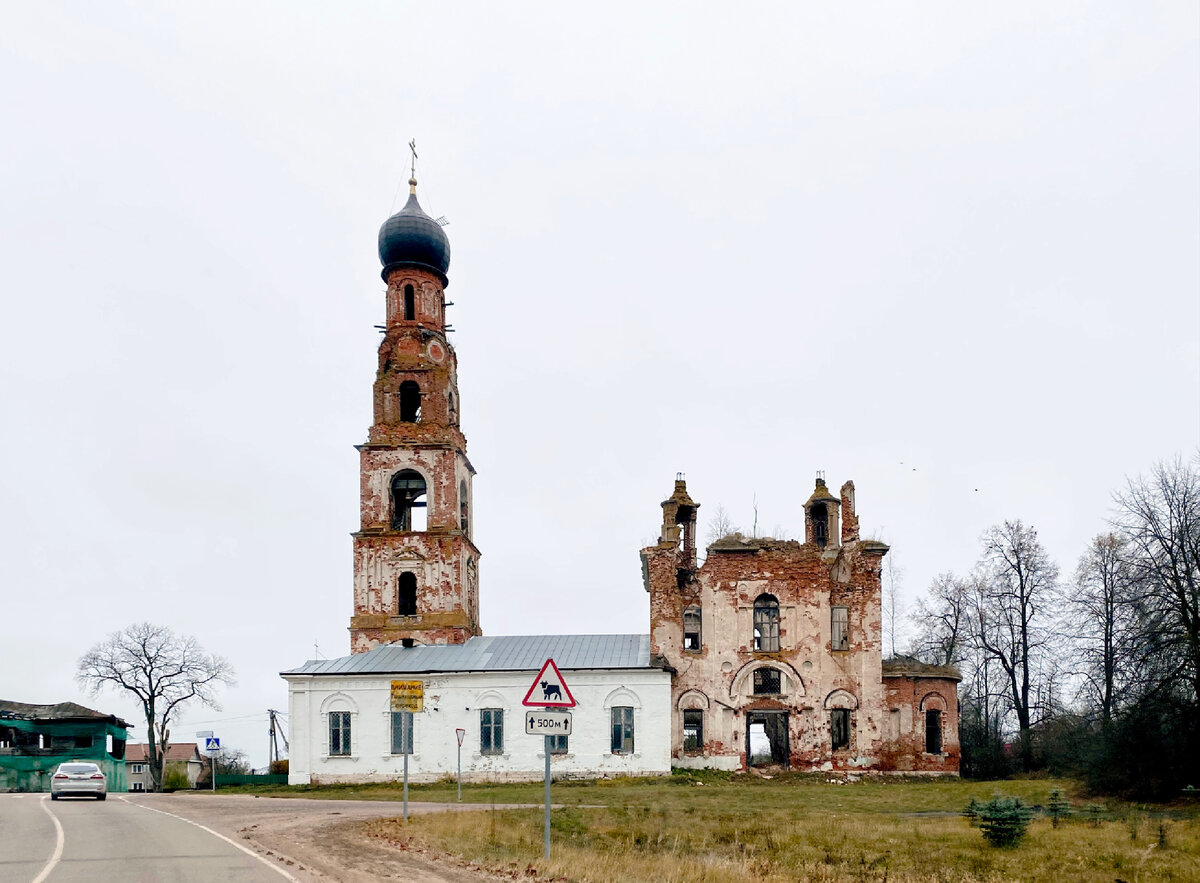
(455, 728, 466, 802)
(390, 681, 422, 823)
(203, 737, 221, 792)
(522, 659, 576, 861)
(544, 730, 551, 858)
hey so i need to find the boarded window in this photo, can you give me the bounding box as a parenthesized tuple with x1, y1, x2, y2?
(397, 572, 418, 616)
(480, 708, 503, 755)
(831, 606, 849, 651)
(683, 606, 701, 651)
(329, 712, 352, 756)
(682, 710, 703, 751)
(753, 594, 780, 651)
(611, 706, 635, 754)
(925, 709, 943, 754)
(391, 711, 414, 755)
(831, 708, 850, 750)
(391, 470, 427, 531)
(753, 668, 782, 695)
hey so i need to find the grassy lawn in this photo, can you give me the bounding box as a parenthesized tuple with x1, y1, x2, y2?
(219, 773, 1200, 882)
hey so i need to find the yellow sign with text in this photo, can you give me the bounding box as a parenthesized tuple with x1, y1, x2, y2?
(390, 680, 424, 713)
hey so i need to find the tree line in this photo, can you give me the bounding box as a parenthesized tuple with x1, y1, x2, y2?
(908, 454, 1199, 797)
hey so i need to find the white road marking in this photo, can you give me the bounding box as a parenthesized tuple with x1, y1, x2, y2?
(118, 797, 300, 881)
(32, 796, 65, 883)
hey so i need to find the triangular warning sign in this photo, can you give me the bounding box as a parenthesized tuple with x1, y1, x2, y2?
(522, 658, 576, 707)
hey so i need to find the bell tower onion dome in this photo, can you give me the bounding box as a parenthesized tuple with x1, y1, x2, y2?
(377, 178, 451, 284)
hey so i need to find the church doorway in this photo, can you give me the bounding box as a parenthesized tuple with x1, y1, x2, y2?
(746, 711, 789, 768)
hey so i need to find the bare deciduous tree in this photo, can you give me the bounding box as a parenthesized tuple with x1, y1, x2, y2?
(909, 572, 971, 667)
(972, 520, 1060, 771)
(1113, 454, 1200, 704)
(1068, 532, 1135, 724)
(77, 623, 235, 791)
(706, 504, 739, 545)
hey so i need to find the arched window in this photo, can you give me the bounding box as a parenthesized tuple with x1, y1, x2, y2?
(403, 284, 415, 321)
(399, 381, 421, 423)
(753, 594, 780, 652)
(397, 572, 417, 616)
(447, 390, 457, 425)
(459, 480, 469, 534)
(391, 470, 427, 531)
(682, 606, 701, 651)
(811, 503, 828, 548)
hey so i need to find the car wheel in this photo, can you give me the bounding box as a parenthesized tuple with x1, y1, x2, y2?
(97, 794, 106, 801)
(50, 794, 58, 801)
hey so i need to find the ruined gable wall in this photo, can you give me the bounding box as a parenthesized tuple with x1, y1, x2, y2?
(649, 532, 889, 771)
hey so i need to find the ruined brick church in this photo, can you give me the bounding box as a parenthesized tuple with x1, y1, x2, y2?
(642, 478, 960, 772)
(284, 170, 959, 783)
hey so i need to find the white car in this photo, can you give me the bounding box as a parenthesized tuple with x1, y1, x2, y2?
(50, 762, 107, 800)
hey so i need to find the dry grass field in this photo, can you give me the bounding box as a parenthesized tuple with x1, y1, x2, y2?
(338, 772, 1200, 882)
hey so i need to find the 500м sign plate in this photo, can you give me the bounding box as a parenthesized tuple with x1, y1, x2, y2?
(525, 710, 572, 735)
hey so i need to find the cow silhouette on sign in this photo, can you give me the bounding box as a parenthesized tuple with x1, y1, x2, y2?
(541, 681, 562, 701)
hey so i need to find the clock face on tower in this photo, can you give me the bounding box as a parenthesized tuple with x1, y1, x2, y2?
(427, 341, 445, 363)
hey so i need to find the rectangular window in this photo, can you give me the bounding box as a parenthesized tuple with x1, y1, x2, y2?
(547, 734, 568, 755)
(683, 607, 701, 651)
(329, 711, 352, 756)
(131, 763, 145, 774)
(682, 710, 703, 752)
(753, 668, 781, 695)
(611, 706, 635, 755)
(391, 711, 414, 755)
(831, 709, 850, 750)
(480, 708, 503, 755)
(831, 606, 849, 651)
(132, 782, 144, 792)
(925, 709, 943, 754)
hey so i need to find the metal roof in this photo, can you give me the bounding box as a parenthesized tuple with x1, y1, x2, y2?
(282, 634, 653, 677)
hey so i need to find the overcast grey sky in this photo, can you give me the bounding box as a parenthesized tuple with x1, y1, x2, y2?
(2, 3, 1196, 769)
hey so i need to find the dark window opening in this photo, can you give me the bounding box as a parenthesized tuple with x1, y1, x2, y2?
(480, 708, 503, 755)
(831, 606, 849, 651)
(683, 710, 703, 751)
(73, 734, 94, 748)
(683, 606, 701, 651)
(329, 711, 352, 756)
(831, 708, 851, 750)
(391, 470, 427, 531)
(397, 572, 418, 616)
(747, 711, 789, 767)
(611, 706, 635, 754)
(403, 284, 415, 321)
(812, 503, 828, 548)
(925, 709, 943, 754)
(753, 594, 780, 651)
(448, 391, 457, 425)
(401, 638, 415, 648)
(753, 668, 781, 695)
(548, 734, 568, 755)
(459, 480, 469, 534)
(399, 380, 421, 423)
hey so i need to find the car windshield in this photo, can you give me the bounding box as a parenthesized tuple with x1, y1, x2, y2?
(59, 764, 100, 774)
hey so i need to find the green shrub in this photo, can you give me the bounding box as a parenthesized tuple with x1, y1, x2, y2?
(976, 795, 1033, 848)
(162, 767, 189, 791)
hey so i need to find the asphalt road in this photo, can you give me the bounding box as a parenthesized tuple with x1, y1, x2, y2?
(0, 792, 300, 883)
